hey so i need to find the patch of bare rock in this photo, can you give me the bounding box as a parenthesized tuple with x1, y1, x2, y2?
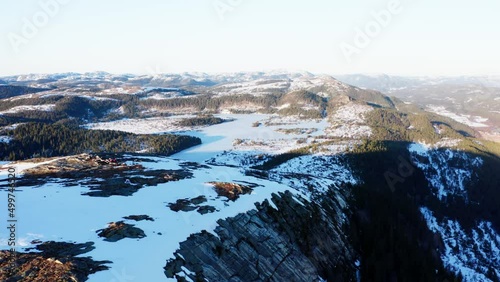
(0, 241, 110, 282)
(207, 182, 255, 201)
(7, 154, 194, 197)
(168, 196, 218, 215)
(123, 214, 154, 221)
(96, 221, 146, 242)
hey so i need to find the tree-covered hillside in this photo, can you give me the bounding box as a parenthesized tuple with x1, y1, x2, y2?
(0, 85, 49, 99)
(0, 123, 201, 161)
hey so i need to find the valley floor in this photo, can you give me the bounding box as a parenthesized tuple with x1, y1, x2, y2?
(0, 114, 331, 281)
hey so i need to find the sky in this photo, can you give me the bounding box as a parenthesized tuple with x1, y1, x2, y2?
(1, 0, 499, 76)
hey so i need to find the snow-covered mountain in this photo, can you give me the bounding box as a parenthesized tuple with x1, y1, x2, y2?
(336, 74, 500, 143)
(0, 72, 499, 281)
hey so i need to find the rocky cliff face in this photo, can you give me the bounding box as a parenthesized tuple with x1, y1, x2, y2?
(163, 141, 500, 282)
(165, 190, 357, 281)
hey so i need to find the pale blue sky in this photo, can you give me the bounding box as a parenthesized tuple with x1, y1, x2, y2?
(1, 0, 499, 76)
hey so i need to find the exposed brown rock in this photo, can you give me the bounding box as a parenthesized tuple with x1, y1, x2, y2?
(207, 182, 254, 201)
(8, 154, 194, 197)
(0, 241, 110, 282)
(23, 154, 137, 177)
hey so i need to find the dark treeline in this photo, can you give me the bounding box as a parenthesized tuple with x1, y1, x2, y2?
(140, 94, 282, 112)
(2, 110, 69, 124)
(175, 116, 225, 127)
(348, 140, 500, 281)
(277, 106, 324, 119)
(0, 95, 124, 125)
(347, 141, 457, 281)
(0, 85, 50, 99)
(366, 108, 477, 143)
(0, 123, 201, 161)
(280, 90, 326, 106)
(278, 90, 327, 118)
(141, 92, 331, 119)
(54, 96, 121, 119)
(0, 95, 63, 111)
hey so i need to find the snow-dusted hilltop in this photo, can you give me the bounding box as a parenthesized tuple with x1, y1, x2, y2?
(336, 74, 500, 143)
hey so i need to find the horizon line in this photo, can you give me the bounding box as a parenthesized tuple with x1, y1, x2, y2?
(2, 70, 500, 78)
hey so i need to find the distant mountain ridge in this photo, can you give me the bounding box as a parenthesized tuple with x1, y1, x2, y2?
(336, 74, 500, 92)
(336, 74, 500, 142)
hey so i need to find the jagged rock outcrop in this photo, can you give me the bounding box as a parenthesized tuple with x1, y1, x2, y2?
(165, 190, 357, 281)
(0, 241, 110, 282)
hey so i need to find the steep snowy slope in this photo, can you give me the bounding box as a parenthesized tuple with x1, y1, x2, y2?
(409, 143, 500, 281)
